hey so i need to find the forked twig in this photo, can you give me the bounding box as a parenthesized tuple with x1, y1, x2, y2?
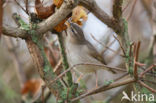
(113, 35, 126, 56)
(25, 0, 29, 14)
(14, 0, 28, 14)
(49, 63, 127, 86)
(71, 78, 135, 102)
(139, 64, 156, 78)
(127, 0, 138, 21)
(133, 41, 141, 80)
(123, 0, 133, 12)
(90, 33, 124, 57)
(138, 80, 156, 93)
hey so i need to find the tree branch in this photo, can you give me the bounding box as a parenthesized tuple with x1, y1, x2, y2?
(79, 0, 120, 33)
(2, 25, 27, 38)
(58, 32, 73, 86)
(2, 0, 122, 39)
(37, 0, 78, 35)
(71, 78, 135, 102)
(26, 38, 63, 98)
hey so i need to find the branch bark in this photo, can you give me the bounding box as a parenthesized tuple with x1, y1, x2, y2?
(2, 0, 121, 39)
(37, 0, 78, 35)
(2, 25, 27, 38)
(79, 0, 120, 33)
(71, 78, 135, 102)
(26, 38, 63, 97)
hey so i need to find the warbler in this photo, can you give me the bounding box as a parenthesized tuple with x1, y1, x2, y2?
(65, 23, 116, 87)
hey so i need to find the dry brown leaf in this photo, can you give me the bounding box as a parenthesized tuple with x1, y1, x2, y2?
(35, 0, 55, 19)
(21, 79, 43, 95)
(54, 18, 68, 32)
(53, 0, 64, 8)
(21, 78, 44, 101)
(35, 0, 70, 32)
(72, 6, 88, 26)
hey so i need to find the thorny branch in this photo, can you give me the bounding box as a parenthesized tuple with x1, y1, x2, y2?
(2, 25, 27, 38)
(71, 78, 135, 102)
(79, 0, 120, 33)
(49, 63, 127, 86)
(2, 0, 122, 38)
(1, 0, 156, 102)
(133, 41, 141, 80)
(71, 42, 156, 101)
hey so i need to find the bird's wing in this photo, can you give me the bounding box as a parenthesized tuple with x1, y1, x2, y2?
(85, 41, 106, 64)
(85, 42, 116, 73)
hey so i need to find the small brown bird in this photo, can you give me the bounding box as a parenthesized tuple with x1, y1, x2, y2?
(65, 23, 116, 87)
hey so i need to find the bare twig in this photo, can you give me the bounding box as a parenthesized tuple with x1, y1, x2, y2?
(26, 39, 63, 98)
(135, 62, 146, 67)
(123, 0, 133, 12)
(25, 0, 29, 14)
(38, 0, 78, 35)
(133, 41, 141, 80)
(113, 35, 126, 56)
(114, 72, 129, 81)
(101, 39, 116, 55)
(14, 0, 28, 15)
(58, 32, 73, 87)
(53, 59, 62, 73)
(90, 33, 124, 57)
(49, 63, 127, 86)
(138, 80, 156, 93)
(3, 0, 122, 40)
(127, 0, 138, 21)
(139, 64, 156, 78)
(104, 86, 126, 103)
(71, 78, 135, 102)
(79, 0, 120, 33)
(2, 25, 27, 38)
(141, 79, 156, 85)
